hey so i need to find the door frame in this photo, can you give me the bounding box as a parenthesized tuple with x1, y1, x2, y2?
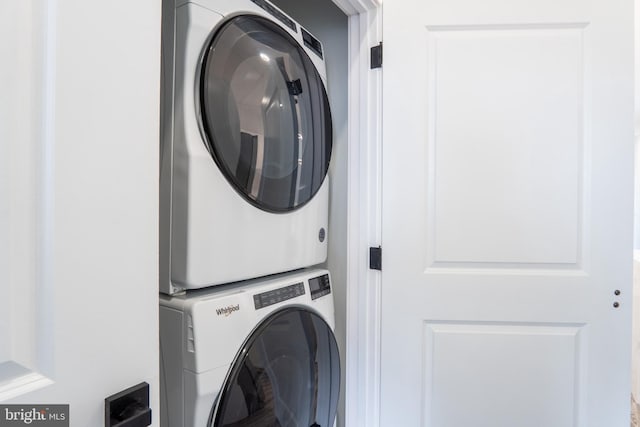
(329, 1, 383, 426)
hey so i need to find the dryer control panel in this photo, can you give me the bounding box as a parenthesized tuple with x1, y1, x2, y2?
(309, 274, 331, 300)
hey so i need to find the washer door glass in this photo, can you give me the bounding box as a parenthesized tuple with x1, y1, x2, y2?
(200, 15, 332, 213)
(210, 308, 340, 427)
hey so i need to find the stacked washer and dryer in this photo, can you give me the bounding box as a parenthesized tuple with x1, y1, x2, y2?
(159, 0, 340, 426)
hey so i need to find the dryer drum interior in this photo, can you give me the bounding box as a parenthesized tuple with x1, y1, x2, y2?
(200, 15, 333, 213)
(210, 308, 340, 427)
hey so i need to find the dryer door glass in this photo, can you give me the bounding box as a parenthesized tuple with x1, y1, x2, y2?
(200, 15, 332, 213)
(210, 308, 340, 427)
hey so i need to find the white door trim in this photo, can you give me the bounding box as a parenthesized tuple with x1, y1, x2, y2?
(330, 0, 383, 425)
(345, 10, 383, 427)
(332, 0, 380, 15)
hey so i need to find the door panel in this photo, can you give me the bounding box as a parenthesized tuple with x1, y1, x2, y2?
(428, 26, 583, 267)
(0, 0, 55, 400)
(422, 322, 586, 427)
(381, 0, 633, 425)
(0, 0, 161, 424)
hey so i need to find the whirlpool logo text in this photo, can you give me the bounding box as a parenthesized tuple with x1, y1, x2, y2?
(216, 304, 240, 317)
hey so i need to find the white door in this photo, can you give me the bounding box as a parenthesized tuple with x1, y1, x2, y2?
(0, 1, 161, 425)
(381, 0, 634, 425)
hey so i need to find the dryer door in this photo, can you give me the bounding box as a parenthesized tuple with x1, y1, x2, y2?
(210, 308, 340, 427)
(200, 15, 332, 213)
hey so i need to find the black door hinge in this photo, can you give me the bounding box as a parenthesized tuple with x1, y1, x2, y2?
(369, 246, 382, 270)
(370, 42, 382, 69)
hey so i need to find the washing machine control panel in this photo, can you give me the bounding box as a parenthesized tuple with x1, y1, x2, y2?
(253, 282, 305, 310)
(309, 274, 331, 300)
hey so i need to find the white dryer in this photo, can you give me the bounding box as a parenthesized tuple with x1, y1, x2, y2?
(160, 0, 333, 294)
(160, 268, 340, 427)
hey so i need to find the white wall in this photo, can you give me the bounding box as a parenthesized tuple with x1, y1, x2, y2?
(266, 1, 349, 425)
(0, 1, 161, 424)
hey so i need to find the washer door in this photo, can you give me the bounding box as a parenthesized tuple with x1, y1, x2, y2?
(200, 15, 332, 213)
(210, 308, 340, 427)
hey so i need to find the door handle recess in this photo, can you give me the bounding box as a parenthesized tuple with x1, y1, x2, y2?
(105, 382, 152, 427)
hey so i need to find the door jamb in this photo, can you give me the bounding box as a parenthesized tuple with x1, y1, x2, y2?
(334, 2, 383, 426)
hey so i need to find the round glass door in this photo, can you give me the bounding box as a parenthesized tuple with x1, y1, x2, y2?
(200, 15, 332, 213)
(210, 308, 340, 427)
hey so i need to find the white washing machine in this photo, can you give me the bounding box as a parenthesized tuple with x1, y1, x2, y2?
(160, 0, 333, 294)
(160, 268, 340, 427)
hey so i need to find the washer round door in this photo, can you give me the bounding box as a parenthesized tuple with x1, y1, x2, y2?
(200, 15, 332, 213)
(210, 308, 340, 427)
